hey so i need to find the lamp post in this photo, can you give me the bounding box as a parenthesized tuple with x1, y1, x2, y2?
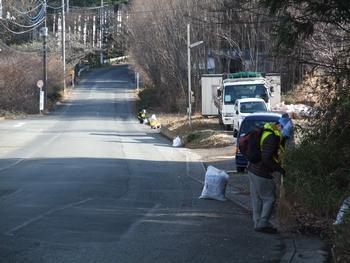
(187, 23, 203, 126)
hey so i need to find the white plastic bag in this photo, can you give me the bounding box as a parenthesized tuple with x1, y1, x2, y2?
(172, 136, 182, 147)
(334, 196, 350, 225)
(199, 165, 229, 201)
(150, 114, 157, 121)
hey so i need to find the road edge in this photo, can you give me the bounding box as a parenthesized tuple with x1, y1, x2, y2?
(159, 127, 329, 263)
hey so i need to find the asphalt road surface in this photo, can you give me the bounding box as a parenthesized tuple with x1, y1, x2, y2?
(0, 65, 285, 263)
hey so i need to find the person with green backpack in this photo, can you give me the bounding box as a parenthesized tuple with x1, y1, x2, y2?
(247, 117, 292, 234)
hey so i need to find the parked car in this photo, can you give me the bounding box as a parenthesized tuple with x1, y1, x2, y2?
(235, 112, 289, 173)
(233, 98, 268, 135)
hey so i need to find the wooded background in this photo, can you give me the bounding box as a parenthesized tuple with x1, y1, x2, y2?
(126, 0, 305, 112)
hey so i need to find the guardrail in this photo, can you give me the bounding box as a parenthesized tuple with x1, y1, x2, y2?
(104, 56, 129, 64)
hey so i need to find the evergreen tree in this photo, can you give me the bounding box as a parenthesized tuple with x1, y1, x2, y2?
(260, 0, 350, 47)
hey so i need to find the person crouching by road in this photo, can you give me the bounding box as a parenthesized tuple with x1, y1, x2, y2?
(247, 117, 290, 234)
(138, 109, 147, 124)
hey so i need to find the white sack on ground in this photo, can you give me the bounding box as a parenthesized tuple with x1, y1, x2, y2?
(150, 114, 157, 121)
(199, 165, 229, 201)
(172, 136, 182, 147)
(334, 196, 350, 225)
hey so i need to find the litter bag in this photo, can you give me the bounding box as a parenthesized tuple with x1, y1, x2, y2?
(199, 165, 229, 201)
(334, 196, 350, 225)
(172, 136, 182, 147)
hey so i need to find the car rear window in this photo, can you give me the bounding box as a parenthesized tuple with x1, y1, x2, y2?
(240, 102, 267, 113)
(238, 119, 277, 137)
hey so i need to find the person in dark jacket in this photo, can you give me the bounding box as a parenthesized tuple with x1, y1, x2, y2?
(247, 118, 288, 234)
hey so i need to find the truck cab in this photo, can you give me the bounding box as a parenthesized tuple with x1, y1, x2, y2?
(233, 98, 268, 133)
(216, 72, 276, 129)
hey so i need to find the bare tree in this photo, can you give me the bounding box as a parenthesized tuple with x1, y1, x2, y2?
(126, 0, 284, 112)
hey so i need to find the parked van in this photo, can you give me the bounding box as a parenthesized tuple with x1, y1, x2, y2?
(233, 98, 268, 134)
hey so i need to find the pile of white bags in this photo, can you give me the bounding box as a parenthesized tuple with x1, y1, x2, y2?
(199, 166, 229, 201)
(272, 102, 313, 118)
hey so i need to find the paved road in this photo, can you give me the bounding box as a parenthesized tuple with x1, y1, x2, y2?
(0, 65, 284, 262)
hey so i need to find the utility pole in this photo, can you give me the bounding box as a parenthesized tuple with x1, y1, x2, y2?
(40, 26, 48, 111)
(187, 24, 192, 126)
(100, 0, 103, 65)
(0, 0, 3, 19)
(42, 2, 48, 111)
(92, 15, 96, 47)
(62, 0, 66, 92)
(187, 23, 204, 127)
(43, 31, 48, 110)
(66, 0, 69, 13)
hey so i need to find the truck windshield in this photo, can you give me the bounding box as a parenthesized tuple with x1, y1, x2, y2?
(240, 102, 267, 113)
(224, 84, 268, 104)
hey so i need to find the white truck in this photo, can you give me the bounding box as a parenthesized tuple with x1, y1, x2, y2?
(201, 72, 281, 129)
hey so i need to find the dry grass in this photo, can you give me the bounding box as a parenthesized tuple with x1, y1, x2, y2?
(0, 109, 27, 119)
(0, 51, 64, 115)
(157, 114, 234, 148)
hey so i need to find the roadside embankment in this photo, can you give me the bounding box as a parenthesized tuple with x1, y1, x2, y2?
(157, 114, 234, 149)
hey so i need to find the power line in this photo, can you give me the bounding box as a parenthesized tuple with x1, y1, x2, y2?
(26, 6, 46, 22)
(4, 16, 45, 28)
(46, 3, 64, 10)
(0, 0, 47, 34)
(8, 2, 43, 15)
(70, 5, 105, 10)
(0, 18, 44, 34)
(4, 0, 45, 12)
(3, 3, 45, 25)
(129, 7, 183, 15)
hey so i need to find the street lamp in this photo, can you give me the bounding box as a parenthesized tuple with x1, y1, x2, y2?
(187, 23, 203, 126)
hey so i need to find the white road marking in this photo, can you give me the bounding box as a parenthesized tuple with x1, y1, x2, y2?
(185, 149, 206, 185)
(14, 122, 26, 128)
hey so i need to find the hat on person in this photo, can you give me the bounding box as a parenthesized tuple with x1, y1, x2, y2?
(278, 117, 293, 138)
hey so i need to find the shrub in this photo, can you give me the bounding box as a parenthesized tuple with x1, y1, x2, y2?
(186, 132, 201, 143)
(0, 52, 63, 113)
(333, 214, 350, 263)
(284, 73, 350, 216)
(284, 141, 350, 217)
(136, 86, 161, 111)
